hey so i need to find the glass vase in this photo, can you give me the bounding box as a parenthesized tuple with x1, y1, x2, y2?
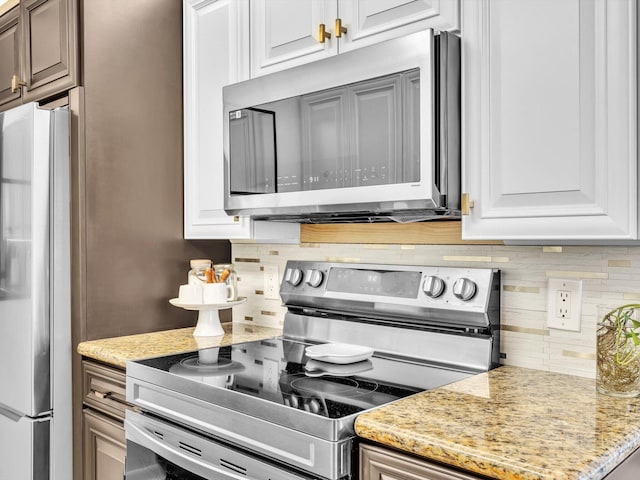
(596, 305, 640, 398)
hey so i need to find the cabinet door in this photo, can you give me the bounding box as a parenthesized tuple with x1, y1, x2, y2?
(360, 443, 484, 480)
(250, 0, 459, 76)
(183, 0, 253, 239)
(250, 0, 337, 77)
(462, 0, 637, 240)
(20, 0, 78, 102)
(0, 6, 21, 107)
(338, 0, 459, 53)
(184, 0, 299, 242)
(83, 409, 126, 480)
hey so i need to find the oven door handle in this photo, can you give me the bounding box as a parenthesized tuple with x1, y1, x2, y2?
(125, 412, 312, 480)
(126, 417, 246, 480)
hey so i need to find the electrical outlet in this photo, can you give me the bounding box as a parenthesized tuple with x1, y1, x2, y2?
(263, 264, 280, 300)
(547, 279, 582, 331)
(556, 290, 571, 318)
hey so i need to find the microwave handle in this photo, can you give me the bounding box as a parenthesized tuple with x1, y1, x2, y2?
(437, 31, 461, 210)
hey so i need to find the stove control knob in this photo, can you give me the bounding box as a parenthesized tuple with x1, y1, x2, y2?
(423, 275, 445, 298)
(305, 269, 324, 288)
(453, 277, 477, 301)
(285, 268, 303, 286)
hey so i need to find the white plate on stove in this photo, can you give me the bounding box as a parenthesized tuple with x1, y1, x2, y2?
(305, 343, 374, 364)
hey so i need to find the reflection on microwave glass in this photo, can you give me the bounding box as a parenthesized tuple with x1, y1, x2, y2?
(228, 68, 420, 195)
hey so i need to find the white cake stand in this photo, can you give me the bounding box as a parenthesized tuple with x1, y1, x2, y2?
(169, 297, 247, 337)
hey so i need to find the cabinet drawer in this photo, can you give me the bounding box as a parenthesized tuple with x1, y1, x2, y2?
(360, 443, 485, 480)
(82, 360, 128, 421)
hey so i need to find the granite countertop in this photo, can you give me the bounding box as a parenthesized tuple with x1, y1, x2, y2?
(77, 323, 283, 368)
(355, 365, 640, 480)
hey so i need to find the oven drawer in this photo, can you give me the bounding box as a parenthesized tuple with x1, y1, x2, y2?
(82, 360, 128, 421)
(125, 410, 316, 480)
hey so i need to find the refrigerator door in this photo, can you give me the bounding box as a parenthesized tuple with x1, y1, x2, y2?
(0, 103, 52, 417)
(0, 407, 50, 479)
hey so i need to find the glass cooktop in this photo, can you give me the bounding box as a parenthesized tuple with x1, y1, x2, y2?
(133, 337, 471, 420)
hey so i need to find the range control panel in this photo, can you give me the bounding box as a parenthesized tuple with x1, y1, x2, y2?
(279, 261, 501, 329)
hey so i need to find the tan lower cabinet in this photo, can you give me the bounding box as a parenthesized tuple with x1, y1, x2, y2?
(82, 360, 128, 480)
(360, 443, 486, 480)
(83, 409, 126, 480)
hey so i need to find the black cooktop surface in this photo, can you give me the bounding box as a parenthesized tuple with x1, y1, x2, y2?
(134, 337, 470, 420)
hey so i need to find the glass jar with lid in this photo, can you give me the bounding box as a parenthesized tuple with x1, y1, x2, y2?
(214, 263, 238, 301)
(188, 259, 212, 285)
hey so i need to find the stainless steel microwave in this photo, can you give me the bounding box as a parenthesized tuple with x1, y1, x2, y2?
(223, 29, 460, 222)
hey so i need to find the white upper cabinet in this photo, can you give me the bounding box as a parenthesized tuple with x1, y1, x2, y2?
(250, 0, 338, 75)
(250, 0, 460, 77)
(462, 0, 637, 240)
(183, 0, 299, 241)
(183, 0, 250, 239)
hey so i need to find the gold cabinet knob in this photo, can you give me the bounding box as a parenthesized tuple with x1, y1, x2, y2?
(461, 193, 475, 216)
(335, 18, 347, 38)
(11, 74, 26, 93)
(318, 23, 331, 43)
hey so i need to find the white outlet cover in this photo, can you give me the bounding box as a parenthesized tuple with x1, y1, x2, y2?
(547, 278, 582, 331)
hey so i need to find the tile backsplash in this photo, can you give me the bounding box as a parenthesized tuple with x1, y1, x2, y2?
(230, 242, 640, 379)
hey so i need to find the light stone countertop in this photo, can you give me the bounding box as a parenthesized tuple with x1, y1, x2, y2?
(355, 365, 640, 480)
(79, 331, 640, 479)
(77, 323, 282, 368)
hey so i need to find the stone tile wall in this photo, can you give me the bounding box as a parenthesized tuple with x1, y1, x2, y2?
(230, 243, 640, 378)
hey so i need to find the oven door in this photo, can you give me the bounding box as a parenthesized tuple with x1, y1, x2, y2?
(124, 410, 315, 480)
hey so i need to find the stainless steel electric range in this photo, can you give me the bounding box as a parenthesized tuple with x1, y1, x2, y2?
(125, 261, 501, 480)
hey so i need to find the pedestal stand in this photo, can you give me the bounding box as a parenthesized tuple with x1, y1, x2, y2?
(169, 297, 247, 337)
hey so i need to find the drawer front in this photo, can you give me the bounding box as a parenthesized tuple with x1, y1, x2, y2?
(360, 443, 484, 480)
(82, 360, 128, 421)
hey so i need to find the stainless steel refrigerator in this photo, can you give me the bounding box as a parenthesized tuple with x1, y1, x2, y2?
(0, 103, 71, 479)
